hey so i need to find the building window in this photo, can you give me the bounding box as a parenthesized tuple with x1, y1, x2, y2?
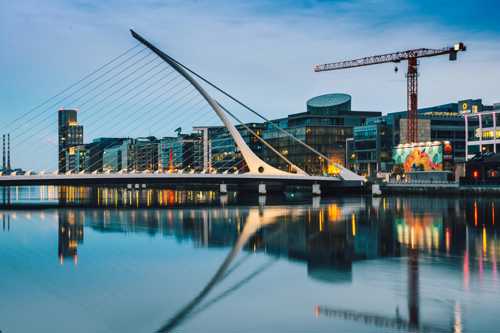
(469, 145, 480, 155)
(482, 114, 494, 128)
(482, 144, 494, 153)
(487, 168, 499, 179)
(467, 115, 480, 141)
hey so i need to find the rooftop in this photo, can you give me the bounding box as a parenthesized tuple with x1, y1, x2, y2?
(306, 93, 351, 109)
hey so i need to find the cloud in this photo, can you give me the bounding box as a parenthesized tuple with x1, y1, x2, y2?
(1, 0, 499, 169)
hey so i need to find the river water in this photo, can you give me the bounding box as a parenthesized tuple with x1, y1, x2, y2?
(1, 187, 499, 332)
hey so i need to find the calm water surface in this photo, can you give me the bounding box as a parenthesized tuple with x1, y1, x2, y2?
(1, 188, 500, 332)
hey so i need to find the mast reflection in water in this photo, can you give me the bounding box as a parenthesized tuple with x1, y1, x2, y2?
(1, 194, 500, 332)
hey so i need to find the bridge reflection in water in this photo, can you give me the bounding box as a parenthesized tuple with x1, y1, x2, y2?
(1, 194, 500, 332)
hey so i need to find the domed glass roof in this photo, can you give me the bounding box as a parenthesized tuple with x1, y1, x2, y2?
(307, 93, 351, 108)
(306, 93, 352, 115)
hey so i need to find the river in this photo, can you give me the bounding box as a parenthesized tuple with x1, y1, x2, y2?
(0, 187, 499, 332)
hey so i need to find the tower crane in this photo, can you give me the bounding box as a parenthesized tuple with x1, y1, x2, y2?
(314, 43, 466, 143)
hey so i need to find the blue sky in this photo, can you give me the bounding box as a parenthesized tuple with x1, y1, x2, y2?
(1, 0, 500, 169)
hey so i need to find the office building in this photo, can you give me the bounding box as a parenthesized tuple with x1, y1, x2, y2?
(64, 145, 87, 173)
(194, 123, 266, 173)
(262, 93, 381, 175)
(347, 117, 393, 175)
(102, 137, 159, 172)
(84, 138, 128, 172)
(463, 100, 500, 159)
(210, 123, 266, 173)
(58, 108, 83, 173)
(158, 133, 203, 171)
(64, 138, 128, 173)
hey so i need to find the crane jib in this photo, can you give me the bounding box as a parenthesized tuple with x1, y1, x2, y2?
(313, 43, 466, 72)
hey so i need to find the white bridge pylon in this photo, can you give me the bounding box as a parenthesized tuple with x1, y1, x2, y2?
(130, 30, 364, 181)
(131, 30, 305, 176)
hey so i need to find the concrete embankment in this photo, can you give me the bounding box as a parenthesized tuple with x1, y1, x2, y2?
(381, 183, 500, 195)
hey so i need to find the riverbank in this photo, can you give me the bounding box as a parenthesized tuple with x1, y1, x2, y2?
(381, 182, 500, 195)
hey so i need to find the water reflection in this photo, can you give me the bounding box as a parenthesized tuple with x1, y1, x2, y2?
(2, 195, 500, 332)
(58, 210, 84, 265)
(1, 185, 235, 207)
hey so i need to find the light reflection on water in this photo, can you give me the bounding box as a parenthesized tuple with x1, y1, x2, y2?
(1, 190, 500, 332)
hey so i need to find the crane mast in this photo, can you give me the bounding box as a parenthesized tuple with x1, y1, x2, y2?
(314, 43, 466, 143)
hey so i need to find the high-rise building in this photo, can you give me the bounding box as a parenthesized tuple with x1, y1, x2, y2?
(58, 108, 83, 173)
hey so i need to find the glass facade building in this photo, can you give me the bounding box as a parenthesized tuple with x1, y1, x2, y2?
(199, 123, 266, 173)
(262, 93, 381, 175)
(102, 137, 159, 172)
(158, 134, 203, 171)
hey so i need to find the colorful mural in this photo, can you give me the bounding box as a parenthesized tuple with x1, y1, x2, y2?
(393, 143, 443, 172)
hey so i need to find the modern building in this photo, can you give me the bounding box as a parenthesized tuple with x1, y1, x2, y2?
(463, 100, 500, 159)
(84, 138, 128, 172)
(262, 93, 381, 175)
(158, 133, 203, 171)
(58, 108, 83, 173)
(102, 143, 124, 172)
(350, 101, 467, 177)
(64, 145, 87, 173)
(348, 117, 393, 175)
(102, 137, 159, 172)
(194, 123, 266, 173)
(211, 123, 266, 173)
(63, 137, 128, 173)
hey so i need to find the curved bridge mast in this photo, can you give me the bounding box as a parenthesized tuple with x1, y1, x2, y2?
(130, 29, 306, 176)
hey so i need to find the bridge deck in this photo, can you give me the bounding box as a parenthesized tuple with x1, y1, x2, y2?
(0, 173, 356, 187)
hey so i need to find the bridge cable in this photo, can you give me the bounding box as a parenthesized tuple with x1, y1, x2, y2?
(12, 53, 159, 143)
(218, 103, 304, 173)
(4, 47, 150, 137)
(168, 58, 331, 161)
(82, 88, 209, 172)
(4, 44, 142, 131)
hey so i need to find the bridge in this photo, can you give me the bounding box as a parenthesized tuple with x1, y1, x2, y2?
(0, 30, 364, 196)
(0, 173, 361, 195)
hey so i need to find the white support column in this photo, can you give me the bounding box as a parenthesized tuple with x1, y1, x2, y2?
(494, 111, 497, 153)
(219, 183, 228, 194)
(312, 183, 321, 196)
(258, 183, 266, 195)
(464, 115, 469, 159)
(479, 113, 483, 153)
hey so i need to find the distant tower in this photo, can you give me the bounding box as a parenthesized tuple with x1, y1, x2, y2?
(7, 133, 10, 171)
(58, 109, 83, 173)
(2, 134, 5, 171)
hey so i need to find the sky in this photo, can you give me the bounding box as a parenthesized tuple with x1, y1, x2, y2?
(1, 0, 500, 169)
